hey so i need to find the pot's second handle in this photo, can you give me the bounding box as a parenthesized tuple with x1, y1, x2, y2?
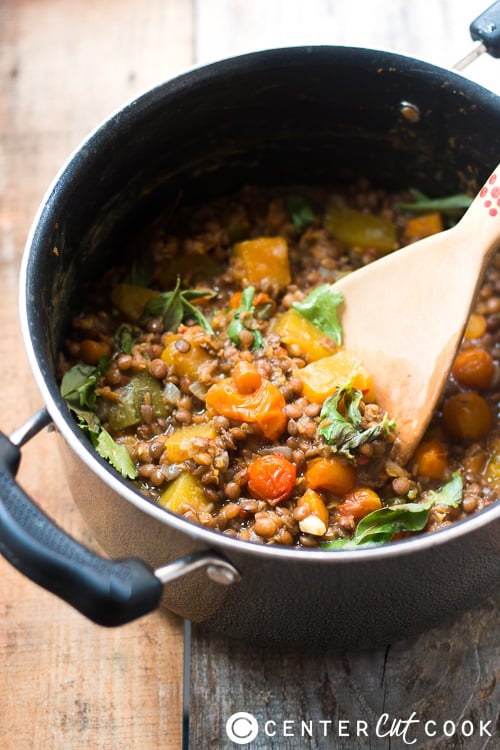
(0, 428, 163, 625)
(470, 1, 500, 57)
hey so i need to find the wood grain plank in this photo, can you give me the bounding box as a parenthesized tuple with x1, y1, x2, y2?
(194, 0, 500, 94)
(0, 2, 193, 748)
(190, 592, 500, 749)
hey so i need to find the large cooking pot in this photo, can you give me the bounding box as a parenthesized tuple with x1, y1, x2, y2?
(2, 9, 500, 650)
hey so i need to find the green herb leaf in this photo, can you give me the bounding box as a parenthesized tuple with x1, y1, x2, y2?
(286, 193, 316, 231)
(94, 428, 138, 479)
(61, 362, 138, 479)
(318, 382, 395, 458)
(292, 284, 344, 345)
(322, 472, 463, 550)
(395, 189, 473, 214)
(422, 471, 463, 508)
(125, 253, 154, 287)
(114, 323, 137, 354)
(323, 502, 431, 549)
(142, 276, 215, 334)
(227, 286, 265, 350)
(61, 360, 107, 411)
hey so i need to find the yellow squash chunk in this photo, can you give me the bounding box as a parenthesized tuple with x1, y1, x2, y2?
(273, 308, 336, 362)
(484, 436, 500, 491)
(404, 212, 443, 243)
(325, 206, 397, 253)
(161, 331, 215, 381)
(297, 349, 375, 404)
(158, 471, 213, 514)
(232, 236, 291, 288)
(110, 283, 159, 323)
(164, 423, 217, 464)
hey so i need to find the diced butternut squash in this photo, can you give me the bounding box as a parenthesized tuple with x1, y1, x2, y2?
(297, 489, 329, 536)
(273, 308, 336, 362)
(232, 236, 291, 288)
(163, 423, 217, 464)
(110, 283, 160, 323)
(325, 206, 397, 253)
(296, 349, 375, 404)
(161, 330, 215, 381)
(404, 212, 443, 243)
(158, 471, 213, 514)
(305, 456, 357, 496)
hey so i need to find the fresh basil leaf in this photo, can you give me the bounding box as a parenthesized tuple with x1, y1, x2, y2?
(61, 362, 138, 479)
(94, 428, 138, 479)
(142, 277, 214, 334)
(227, 286, 264, 350)
(423, 471, 463, 508)
(292, 284, 344, 345)
(181, 289, 216, 301)
(354, 502, 432, 543)
(125, 253, 154, 287)
(286, 193, 316, 231)
(321, 501, 431, 550)
(395, 189, 473, 214)
(181, 297, 214, 334)
(318, 382, 395, 458)
(322, 538, 382, 550)
(322, 472, 463, 550)
(75, 409, 101, 435)
(61, 361, 107, 411)
(114, 323, 137, 354)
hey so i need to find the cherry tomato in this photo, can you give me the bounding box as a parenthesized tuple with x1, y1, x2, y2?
(452, 347, 494, 390)
(337, 487, 382, 521)
(442, 392, 492, 441)
(247, 454, 297, 505)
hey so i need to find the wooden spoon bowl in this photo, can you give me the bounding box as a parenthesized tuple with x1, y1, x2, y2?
(333, 166, 500, 465)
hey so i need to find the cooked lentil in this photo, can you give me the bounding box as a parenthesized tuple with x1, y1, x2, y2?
(60, 182, 500, 548)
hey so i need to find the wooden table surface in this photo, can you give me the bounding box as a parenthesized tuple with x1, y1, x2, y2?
(1, 2, 499, 749)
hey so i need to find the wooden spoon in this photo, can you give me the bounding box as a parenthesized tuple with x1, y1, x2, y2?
(333, 166, 500, 466)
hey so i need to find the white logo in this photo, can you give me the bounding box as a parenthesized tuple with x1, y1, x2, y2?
(225, 712, 259, 744)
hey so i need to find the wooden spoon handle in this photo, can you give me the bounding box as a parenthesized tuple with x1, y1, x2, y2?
(457, 164, 500, 259)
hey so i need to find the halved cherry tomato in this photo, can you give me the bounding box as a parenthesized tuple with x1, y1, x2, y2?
(247, 454, 297, 505)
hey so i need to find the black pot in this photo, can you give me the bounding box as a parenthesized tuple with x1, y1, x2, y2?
(2, 44, 500, 650)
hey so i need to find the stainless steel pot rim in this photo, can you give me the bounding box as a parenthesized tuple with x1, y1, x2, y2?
(18, 44, 500, 566)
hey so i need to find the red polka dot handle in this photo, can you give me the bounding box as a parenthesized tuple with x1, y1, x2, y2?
(458, 165, 500, 261)
(479, 171, 500, 217)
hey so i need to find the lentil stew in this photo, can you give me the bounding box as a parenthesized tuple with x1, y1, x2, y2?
(60, 182, 500, 549)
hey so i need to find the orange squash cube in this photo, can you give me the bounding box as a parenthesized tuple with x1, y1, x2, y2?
(273, 308, 336, 362)
(232, 236, 291, 289)
(297, 349, 375, 404)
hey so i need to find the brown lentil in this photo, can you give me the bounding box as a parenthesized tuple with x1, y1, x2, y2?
(150, 358, 168, 379)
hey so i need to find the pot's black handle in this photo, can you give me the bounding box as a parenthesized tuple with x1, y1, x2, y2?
(0, 428, 163, 626)
(471, 1, 500, 57)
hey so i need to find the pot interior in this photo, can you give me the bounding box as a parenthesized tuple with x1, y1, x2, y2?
(25, 46, 500, 431)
